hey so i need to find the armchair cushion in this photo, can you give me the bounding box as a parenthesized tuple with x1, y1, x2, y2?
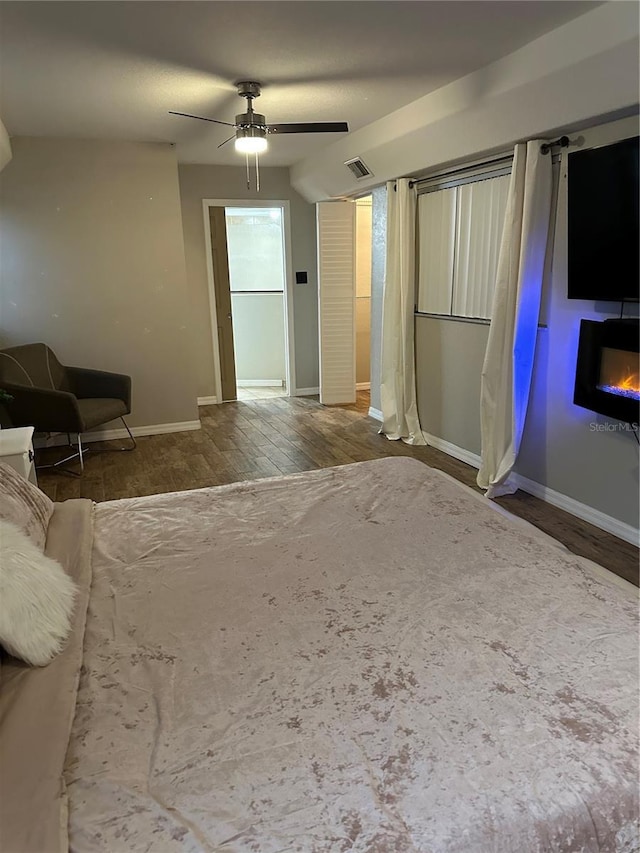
(76, 398, 128, 432)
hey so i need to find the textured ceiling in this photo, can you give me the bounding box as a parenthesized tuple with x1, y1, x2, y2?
(0, 1, 601, 167)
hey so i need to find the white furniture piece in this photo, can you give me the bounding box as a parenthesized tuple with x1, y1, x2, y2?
(0, 426, 37, 485)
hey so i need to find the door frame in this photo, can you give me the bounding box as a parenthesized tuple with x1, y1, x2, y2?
(202, 198, 297, 401)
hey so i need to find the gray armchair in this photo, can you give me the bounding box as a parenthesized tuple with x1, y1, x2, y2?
(0, 343, 135, 472)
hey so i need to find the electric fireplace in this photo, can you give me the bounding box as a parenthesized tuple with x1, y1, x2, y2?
(574, 319, 640, 424)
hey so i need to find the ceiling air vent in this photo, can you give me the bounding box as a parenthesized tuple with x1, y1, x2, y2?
(344, 157, 373, 179)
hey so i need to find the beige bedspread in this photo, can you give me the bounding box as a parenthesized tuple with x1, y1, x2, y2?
(0, 499, 94, 853)
(65, 457, 638, 852)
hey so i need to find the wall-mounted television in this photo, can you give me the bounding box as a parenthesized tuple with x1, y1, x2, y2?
(567, 135, 639, 301)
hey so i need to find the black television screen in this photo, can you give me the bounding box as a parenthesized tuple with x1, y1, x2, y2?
(567, 135, 639, 301)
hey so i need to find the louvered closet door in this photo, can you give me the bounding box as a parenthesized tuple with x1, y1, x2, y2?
(317, 201, 356, 405)
(452, 174, 510, 319)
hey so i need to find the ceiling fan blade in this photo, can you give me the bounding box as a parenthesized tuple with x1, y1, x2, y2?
(268, 122, 349, 135)
(169, 111, 236, 128)
(217, 134, 236, 149)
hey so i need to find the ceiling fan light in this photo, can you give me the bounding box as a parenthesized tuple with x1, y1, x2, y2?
(235, 127, 268, 154)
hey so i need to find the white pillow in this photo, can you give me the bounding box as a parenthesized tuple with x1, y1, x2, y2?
(0, 519, 78, 666)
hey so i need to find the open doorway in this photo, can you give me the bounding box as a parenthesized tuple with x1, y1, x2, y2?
(203, 199, 296, 403)
(226, 207, 287, 401)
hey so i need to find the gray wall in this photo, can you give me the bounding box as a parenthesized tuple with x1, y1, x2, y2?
(414, 115, 639, 529)
(516, 117, 639, 529)
(178, 164, 318, 398)
(0, 137, 198, 429)
(369, 185, 387, 412)
(416, 317, 489, 454)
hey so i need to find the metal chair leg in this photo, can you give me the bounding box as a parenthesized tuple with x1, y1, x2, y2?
(94, 417, 136, 452)
(119, 417, 137, 451)
(36, 418, 135, 476)
(77, 433, 84, 471)
(36, 436, 84, 477)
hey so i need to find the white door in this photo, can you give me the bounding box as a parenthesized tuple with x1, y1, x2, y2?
(316, 200, 356, 405)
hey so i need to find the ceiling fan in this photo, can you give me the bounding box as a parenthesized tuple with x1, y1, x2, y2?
(170, 81, 349, 189)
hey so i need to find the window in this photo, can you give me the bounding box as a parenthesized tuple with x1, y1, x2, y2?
(416, 164, 511, 320)
(225, 207, 285, 292)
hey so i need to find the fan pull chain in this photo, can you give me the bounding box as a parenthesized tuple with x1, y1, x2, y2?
(245, 153, 250, 190)
(255, 152, 260, 193)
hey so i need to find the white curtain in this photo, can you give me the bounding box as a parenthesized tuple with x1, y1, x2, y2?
(0, 119, 12, 173)
(477, 141, 553, 497)
(380, 179, 425, 445)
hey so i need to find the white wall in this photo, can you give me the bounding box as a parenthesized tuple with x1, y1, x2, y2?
(0, 138, 199, 429)
(291, 3, 639, 203)
(231, 293, 286, 383)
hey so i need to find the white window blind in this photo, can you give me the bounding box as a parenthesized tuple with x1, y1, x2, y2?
(317, 201, 356, 405)
(416, 165, 511, 320)
(417, 188, 456, 315)
(452, 175, 510, 318)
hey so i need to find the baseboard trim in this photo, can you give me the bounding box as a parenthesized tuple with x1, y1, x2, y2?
(423, 432, 639, 546)
(423, 432, 482, 469)
(197, 396, 218, 406)
(511, 472, 640, 547)
(368, 407, 383, 422)
(356, 382, 371, 391)
(236, 380, 285, 388)
(35, 420, 201, 448)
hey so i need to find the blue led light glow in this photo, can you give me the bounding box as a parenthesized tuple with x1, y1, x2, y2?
(597, 384, 640, 401)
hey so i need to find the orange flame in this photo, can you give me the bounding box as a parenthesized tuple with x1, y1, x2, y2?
(614, 372, 640, 393)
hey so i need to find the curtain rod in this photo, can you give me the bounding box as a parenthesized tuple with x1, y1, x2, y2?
(540, 135, 569, 155)
(396, 138, 568, 191)
(405, 153, 513, 189)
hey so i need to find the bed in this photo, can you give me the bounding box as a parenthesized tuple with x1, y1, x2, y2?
(1, 457, 638, 852)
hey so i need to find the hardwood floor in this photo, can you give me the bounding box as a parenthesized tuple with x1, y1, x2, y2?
(36, 391, 639, 586)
